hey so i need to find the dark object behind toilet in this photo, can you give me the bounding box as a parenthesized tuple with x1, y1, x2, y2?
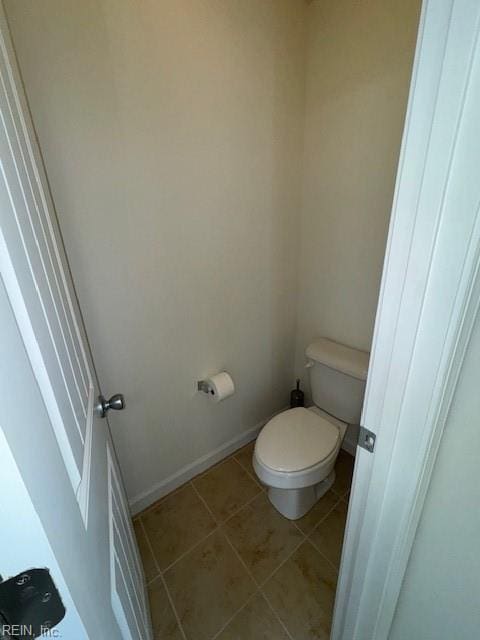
(290, 378, 304, 408)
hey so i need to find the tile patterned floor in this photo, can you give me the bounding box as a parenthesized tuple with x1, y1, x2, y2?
(133, 444, 354, 640)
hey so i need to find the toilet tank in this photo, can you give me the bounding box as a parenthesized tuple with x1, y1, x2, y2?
(306, 338, 369, 424)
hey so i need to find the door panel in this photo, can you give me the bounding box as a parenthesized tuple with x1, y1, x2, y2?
(0, 5, 152, 638)
(0, 28, 94, 518)
(108, 444, 150, 640)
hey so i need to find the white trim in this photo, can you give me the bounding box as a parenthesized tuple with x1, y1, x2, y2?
(333, 1, 480, 638)
(0, 231, 81, 490)
(76, 381, 95, 527)
(108, 444, 153, 640)
(129, 408, 287, 515)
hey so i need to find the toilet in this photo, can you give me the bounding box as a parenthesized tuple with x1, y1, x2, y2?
(253, 338, 369, 520)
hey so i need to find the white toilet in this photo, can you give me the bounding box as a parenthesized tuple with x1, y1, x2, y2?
(253, 338, 369, 520)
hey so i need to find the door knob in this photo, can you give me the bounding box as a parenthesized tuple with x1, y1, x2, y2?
(96, 393, 125, 418)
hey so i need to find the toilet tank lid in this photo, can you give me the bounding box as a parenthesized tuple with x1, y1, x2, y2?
(306, 338, 369, 381)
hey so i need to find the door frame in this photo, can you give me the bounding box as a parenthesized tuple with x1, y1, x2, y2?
(332, 0, 480, 638)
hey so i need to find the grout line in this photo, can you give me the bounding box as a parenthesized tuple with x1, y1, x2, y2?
(221, 528, 261, 588)
(221, 524, 297, 640)
(260, 589, 295, 640)
(254, 498, 345, 586)
(221, 489, 263, 525)
(291, 519, 305, 536)
(218, 523, 298, 640)
(232, 455, 263, 489)
(186, 486, 262, 640)
(212, 531, 266, 640)
(135, 444, 261, 520)
(307, 494, 345, 536)
(135, 480, 190, 518)
(137, 454, 350, 639)
(191, 478, 263, 526)
(189, 447, 245, 484)
(139, 519, 188, 640)
(331, 487, 350, 499)
(146, 574, 160, 587)
(146, 573, 162, 587)
(162, 525, 220, 574)
(231, 449, 265, 490)
(136, 518, 161, 583)
(139, 477, 348, 640)
(190, 480, 221, 525)
(138, 518, 162, 576)
(257, 536, 306, 588)
(210, 590, 259, 640)
(162, 485, 263, 576)
(304, 494, 349, 573)
(305, 536, 340, 574)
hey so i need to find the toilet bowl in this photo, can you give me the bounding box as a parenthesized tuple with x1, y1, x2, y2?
(253, 406, 347, 519)
(253, 338, 369, 520)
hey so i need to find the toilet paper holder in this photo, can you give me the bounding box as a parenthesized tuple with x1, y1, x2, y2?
(197, 379, 214, 395)
(197, 372, 235, 402)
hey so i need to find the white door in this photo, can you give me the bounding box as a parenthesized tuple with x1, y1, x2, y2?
(333, 0, 480, 638)
(0, 5, 152, 639)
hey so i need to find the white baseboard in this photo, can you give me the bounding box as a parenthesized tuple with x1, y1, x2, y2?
(129, 407, 288, 515)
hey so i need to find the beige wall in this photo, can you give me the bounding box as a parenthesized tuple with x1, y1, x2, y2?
(295, 0, 420, 386)
(389, 308, 480, 640)
(5, 0, 306, 506)
(5, 0, 419, 508)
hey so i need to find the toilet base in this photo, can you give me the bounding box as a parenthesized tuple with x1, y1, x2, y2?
(267, 470, 336, 520)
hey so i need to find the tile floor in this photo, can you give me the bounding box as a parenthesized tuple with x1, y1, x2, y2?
(133, 443, 354, 640)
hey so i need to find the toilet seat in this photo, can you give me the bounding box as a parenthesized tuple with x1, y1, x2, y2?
(253, 407, 342, 491)
(256, 407, 340, 472)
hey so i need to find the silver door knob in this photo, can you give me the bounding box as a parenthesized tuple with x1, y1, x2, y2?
(96, 393, 125, 418)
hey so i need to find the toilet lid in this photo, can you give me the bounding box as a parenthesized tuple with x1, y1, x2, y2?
(256, 407, 340, 473)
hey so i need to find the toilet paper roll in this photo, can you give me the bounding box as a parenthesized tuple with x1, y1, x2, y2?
(206, 372, 235, 402)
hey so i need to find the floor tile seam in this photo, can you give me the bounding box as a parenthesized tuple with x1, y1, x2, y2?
(189, 479, 221, 524)
(220, 488, 264, 525)
(257, 535, 306, 589)
(221, 527, 262, 589)
(139, 517, 162, 577)
(209, 589, 260, 640)
(158, 571, 188, 640)
(162, 525, 220, 575)
(138, 494, 218, 575)
(139, 519, 188, 640)
(331, 486, 350, 499)
(134, 446, 262, 519)
(231, 453, 264, 489)
(209, 529, 261, 640)
(143, 483, 344, 577)
(307, 495, 346, 536)
(135, 481, 191, 519)
(146, 574, 161, 588)
(160, 487, 263, 575)
(304, 536, 340, 574)
(259, 588, 295, 640)
(191, 452, 236, 484)
(191, 478, 263, 526)
(209, 523, 295, 640)
(291, 519, 308, 537)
